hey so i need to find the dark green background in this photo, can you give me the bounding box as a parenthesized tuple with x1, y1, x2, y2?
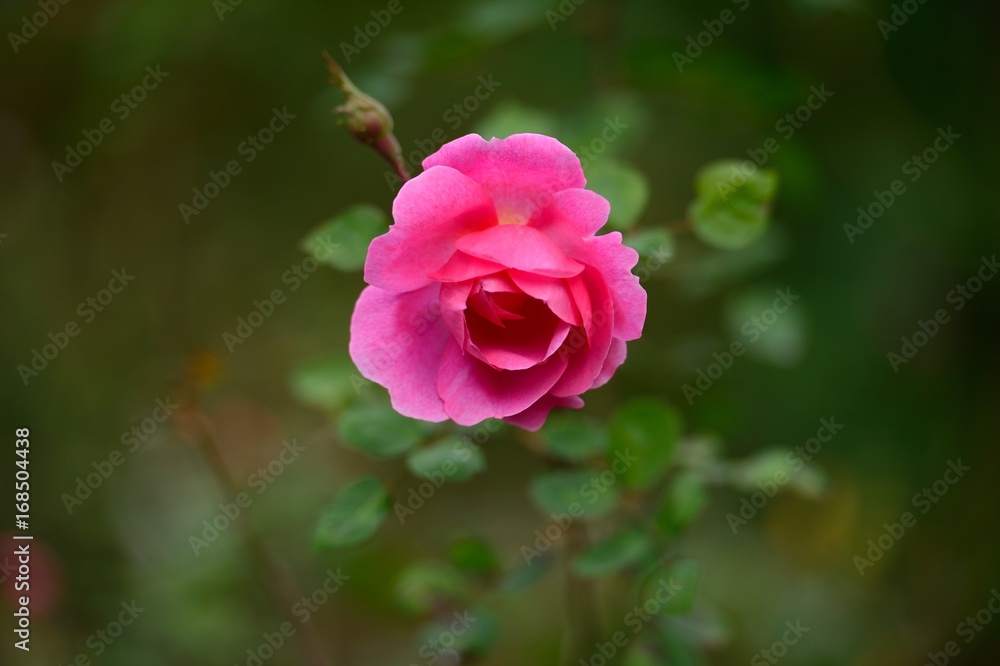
(2, 0, 998, 663)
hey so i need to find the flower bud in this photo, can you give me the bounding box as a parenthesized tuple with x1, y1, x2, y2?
(324, 51, 408, 181)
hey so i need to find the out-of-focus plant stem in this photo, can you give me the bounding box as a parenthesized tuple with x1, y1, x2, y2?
(562, 521, 603, 666)
(184, 400, 333, 666)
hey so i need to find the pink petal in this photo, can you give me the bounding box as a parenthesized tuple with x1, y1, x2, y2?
(504, 395, 585, 431)
(468, 284, 525, 325)
(349, 284, 450, 421)
(479, 273, 520, 293)
(508, 270, 581, 326)
(567, 274, 592, 340)
(591, 337, 627, 389)
(532, 189, 611, 238)
(465, 296, 570, 371)
(584, 232, 646, 341)
(365, 166, 498, 293)
(423, 134, 586, 223)
(437, 340, 570, 426)
(428, 251, 507, 283)
(456, 224, 584, 278)
(440, 280, 474, 348)
(550, 266, 614, 398)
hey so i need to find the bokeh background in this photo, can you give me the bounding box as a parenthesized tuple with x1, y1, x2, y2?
(2, 0, 999, 664)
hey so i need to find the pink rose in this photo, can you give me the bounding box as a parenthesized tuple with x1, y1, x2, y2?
(349, 133, 646, 430)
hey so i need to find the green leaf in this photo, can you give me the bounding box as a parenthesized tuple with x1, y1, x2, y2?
(660, 629, 704, 666)
(449, 536, 501, 577)
(406, 437, 486, 482)
(731, 449, 788, 489)
(314, 476, 389, 550)
(624, 228, 675, 264)
(338, 405, 426, 458)
(731, 448, 827, 499)
(573, 529, 650, 578)
(725, 288, 806, 367)
(609, 398, 683, 491)
(499, 554, 555, 593)
(301, 204, 388, 271)
(530, 470, 620, 520)
(667, 605, 730, 650)
(395, 561, 469, 614)
(673, 435, 723, 474)
(657, 472, 708, 535)
(540, 414, 609, 463)
(585, 160, 650, 231)
(641, 558, 699, 614)
(688, 160, 778, 250)
(290, 355, 358, 411)
(417, 608, 497, 658)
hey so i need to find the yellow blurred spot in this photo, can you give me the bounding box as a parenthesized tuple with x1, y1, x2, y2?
(186, 348, 223, 390)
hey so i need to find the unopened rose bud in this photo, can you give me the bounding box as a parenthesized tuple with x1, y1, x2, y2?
(323, 51, 409, 182)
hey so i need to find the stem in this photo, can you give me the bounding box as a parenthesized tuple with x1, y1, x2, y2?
(323, 50, 410, 184)
(561, 521, 602, 666)
(191, 408, 333, 666)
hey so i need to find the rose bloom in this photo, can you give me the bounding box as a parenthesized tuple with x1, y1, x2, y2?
(349, 133, 646, 430)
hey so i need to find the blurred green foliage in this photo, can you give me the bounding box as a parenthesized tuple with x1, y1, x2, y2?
(2, 0, 1000, 664)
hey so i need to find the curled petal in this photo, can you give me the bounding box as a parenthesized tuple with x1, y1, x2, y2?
(365, 166, 498, 292)
(349, 284, 450, 421)
(423, 134, 586, 222)
(457, 224, 584, 278)
(504, 395, 585, 431)
(582, 232, 646, 341)
(437, 340, 570, 426)
(532, 188, 611, 239)
(591, 337, 627, 389)
(550, 267, 614, 398)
